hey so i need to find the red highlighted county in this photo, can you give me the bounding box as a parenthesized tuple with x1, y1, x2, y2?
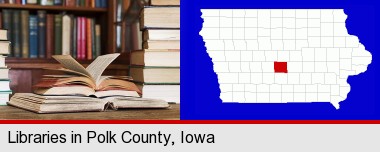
(274, 62, 287, 73)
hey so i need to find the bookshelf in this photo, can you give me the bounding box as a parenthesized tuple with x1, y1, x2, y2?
(0, 0, 130, 93)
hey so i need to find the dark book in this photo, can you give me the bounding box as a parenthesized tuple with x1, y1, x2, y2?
(15, 0, 21, 4)
(46, 14, 54, 59)
(76, 17, 81, 59)
(71, 15, 77, 58)
(20, 10, 29, 58)
(2, 10, 12, 45)
(95, 24, 101, 58)
(91, 19, 95, 59)
(29, 15, 38, 58)
(95, 0, 100, 7)
(54, 14, 62, 55)
(53, 0, 62, 5)
(37, 10, 46, 58)
(101, 0, 107, 8)
(12, 10, 21, 58)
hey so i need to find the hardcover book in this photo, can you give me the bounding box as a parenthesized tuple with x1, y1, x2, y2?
(8, 93, 169, 113)
(29, 15, 38, 58)
(12, 10, 21, 57)
(129, 66, 180, 84)
(37, 11, 47, 58)
(140, 7, 180, 29)
(33, 53, 142, 97)
(54, 14, 62, 55)
(21, 10, 30, 58)
(130, 49, 180, 67)
(46, 14, 54, 58)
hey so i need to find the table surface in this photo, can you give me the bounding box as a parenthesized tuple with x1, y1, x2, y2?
(0, 104, 179, 120)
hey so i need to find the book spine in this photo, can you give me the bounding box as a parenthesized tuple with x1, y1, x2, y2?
(0, 12, 2, 29)
(26, 0, 37, 4)
(90, 0, 94, 7)
(46, 14, 54, 59)
(62, 15, 71, 55)
(76, 17, 81, 59)
(37, 10, 46, 58)
(91, 19, 95, 59)
(15, 0, 21, 4)
(53, 0, 61, 5)
(65, 0, 75, 6)
(54, 14, 62, 55)
(12, 10, 21, 58)
(95, 0, 100, 8)
(20, 10, 29, 58)
(22, 0, 26, 4)
(2, 10, 11, 55)
(102, 0, 107, 8)
(86, 18, 91, 60)
(95, 24, 101, 58)
(29, 15, 38, 58)
(39, 0, 53, 5)
(71, 15, 77, 58)
(80, 17, 86, 59)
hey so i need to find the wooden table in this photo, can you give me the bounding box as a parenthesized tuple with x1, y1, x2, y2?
(0, 104, 179, 120)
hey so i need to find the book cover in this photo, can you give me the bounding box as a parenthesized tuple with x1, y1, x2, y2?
(29, 15, 38, 58)
(95, 24, 101, 58)
(46, 14, 54, 59)
(12, 10, 21, 58)
(91, 19, 96, 59)
(141, 7, 180, 29)
(76, 17, 81, 59)
(54, 14, 62, 55)
(26, 0, 37, 4)
(53, 0, 62, 5)
(2, 10, 11, 50)
(80, 17, 86, 59)
(37, 10, 46, 58)
(86, 18, 92, 60)
(21, 10, 30, 58)
(39, 0, 53, 5)
(65, 0, 75, 6)
(150, 0, 180, 6)
(62, 15, 71, 55)
(71, 15, 77, 58)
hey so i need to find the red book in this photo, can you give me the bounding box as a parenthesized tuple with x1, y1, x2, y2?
(76, 17, 81, 59)
(15, 0, 21, 4)
(81, 17, 86, 60)
(65, 0, 76, 6)
(46, 14, 54, 59)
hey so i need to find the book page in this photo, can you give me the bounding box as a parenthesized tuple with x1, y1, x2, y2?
(52, 55, 92, 78)
(86, 53, 120, 86)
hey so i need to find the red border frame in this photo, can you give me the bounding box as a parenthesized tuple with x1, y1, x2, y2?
(1, 120, 380, 124)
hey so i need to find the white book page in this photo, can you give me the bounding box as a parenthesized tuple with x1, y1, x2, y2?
(86, 53, 120, 86)
(52, 55, 92, 78)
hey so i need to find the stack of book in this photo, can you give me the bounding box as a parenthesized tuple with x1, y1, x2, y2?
(130, 0, 180, 103)
(0, 29, 12, 105)
(0, 0, 108, 8)
(1, 9, 101, 59)
(8, 54, 169, 113)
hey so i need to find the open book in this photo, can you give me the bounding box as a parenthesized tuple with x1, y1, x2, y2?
(8, 93, 169, 114)
(33, 54, 141, 98)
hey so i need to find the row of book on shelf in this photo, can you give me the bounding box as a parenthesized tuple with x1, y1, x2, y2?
(1, 9, 101, 59)
(0, 0, 108, 8)
(130, 1, 180, 103)
(5, 0, 181, 113)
